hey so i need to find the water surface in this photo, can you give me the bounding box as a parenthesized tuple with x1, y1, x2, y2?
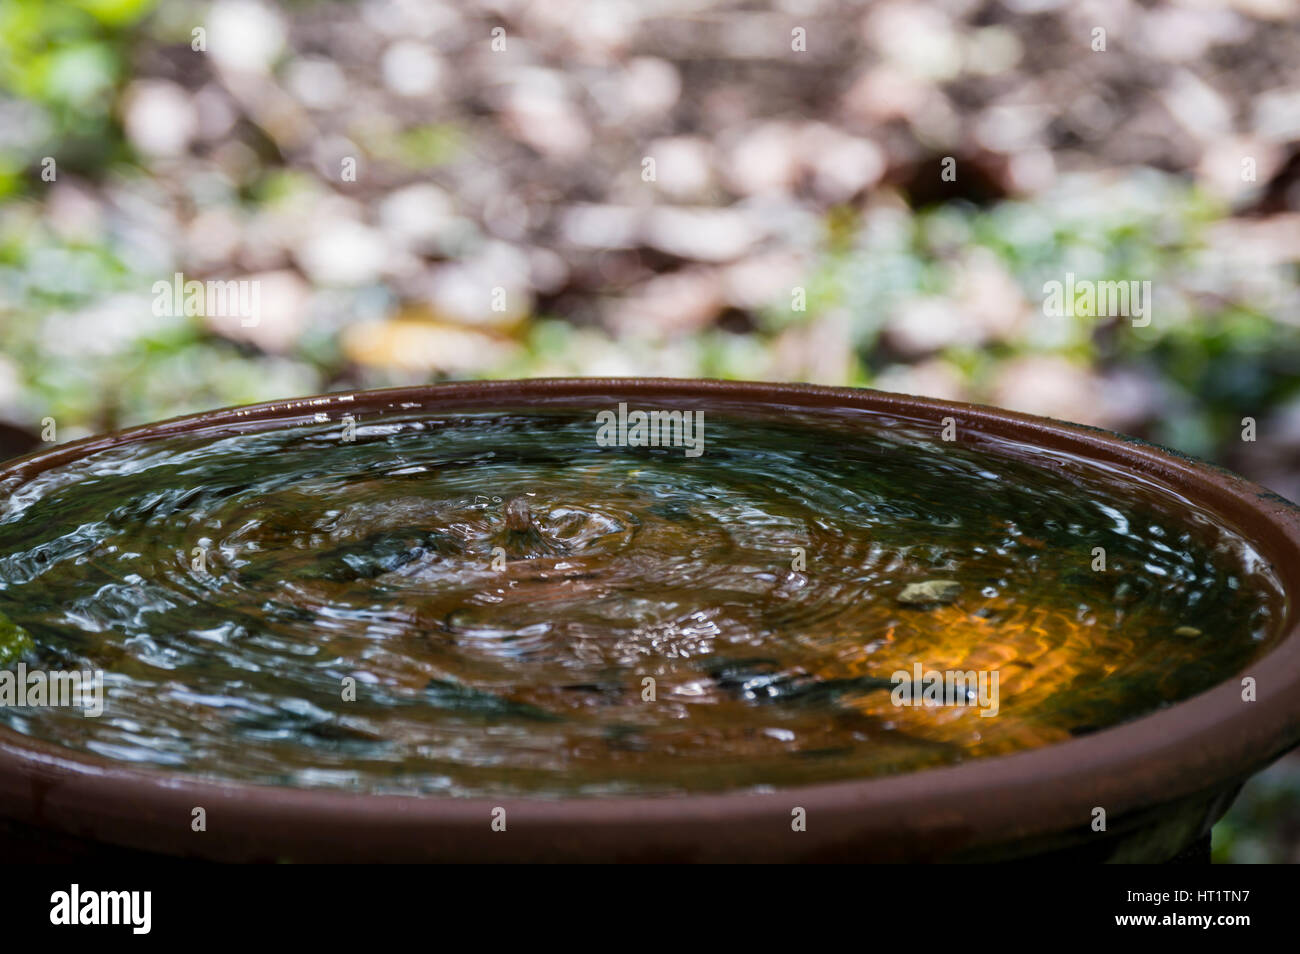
(0, 400, 1283, 796)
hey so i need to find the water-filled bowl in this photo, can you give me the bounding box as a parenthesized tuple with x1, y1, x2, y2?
(1, 379, 1299, 862)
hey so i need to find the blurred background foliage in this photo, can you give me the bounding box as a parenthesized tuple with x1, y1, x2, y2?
(1, 0, 1299, 860)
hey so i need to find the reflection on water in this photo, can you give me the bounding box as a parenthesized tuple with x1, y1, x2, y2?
(0, 403, 1283, 797)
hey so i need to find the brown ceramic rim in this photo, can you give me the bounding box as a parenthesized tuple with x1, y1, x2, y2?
(2, 377, 1299, 862)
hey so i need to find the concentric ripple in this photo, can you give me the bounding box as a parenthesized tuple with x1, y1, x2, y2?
(0, 401, 1284, 796)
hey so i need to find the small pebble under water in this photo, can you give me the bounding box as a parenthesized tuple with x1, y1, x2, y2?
(0, 401, 1284, 797)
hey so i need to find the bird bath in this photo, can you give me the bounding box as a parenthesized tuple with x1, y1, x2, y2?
(0, 379, 1298, 862)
